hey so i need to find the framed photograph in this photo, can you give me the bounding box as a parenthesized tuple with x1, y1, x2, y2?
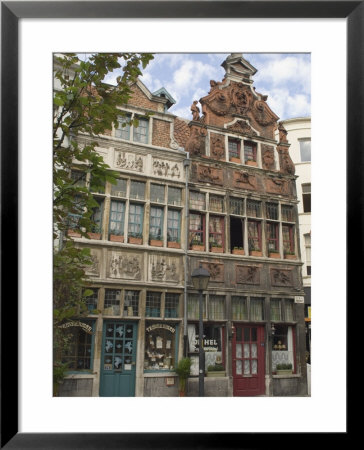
(2, 1, 360, 448)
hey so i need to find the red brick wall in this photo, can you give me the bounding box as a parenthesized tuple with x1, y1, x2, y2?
(152, 119, 171, 148)
(129, 84, 160, 112)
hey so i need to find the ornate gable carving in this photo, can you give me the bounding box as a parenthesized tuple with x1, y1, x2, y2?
(227, 120, 258, 137)
(236, 265, 261, 285)
(185, 125, 207, 156)
(210, 133, 225, 160)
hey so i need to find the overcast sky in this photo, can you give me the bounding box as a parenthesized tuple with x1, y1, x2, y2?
(103, 52, 311, 122)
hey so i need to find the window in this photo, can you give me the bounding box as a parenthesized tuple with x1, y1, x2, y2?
(146, 292, 161, 317)
(130, 181, 145, 200)
(248, 220, 261, 252)
(209, 195, 224, 212)
(250, 298, 264, 321)
(167, 209, 181, 243)
(149, 206, 164, 240)
(189, 213, 204, 248)
(267, 222, 279, 253)
(270, 299, 282, 321)
(244, 141, 257, 163)
(282, 224, 295, 255)
(124, 290, 139, 317)
(304, 233, 311, 276)
(150, 184, 165, 203)
(109, 201, 125, 238)
(145, 322, 177, 371)
(281, 205, 294, 222)
(187, 324, 224, 372)
(284, 299, 294, 322)
(61, 321, 94, 371)
(232, 296, 248, 320)
(165, 293, 180, 318)
(246, 199, 261, 217)
(168, 187, 182, 206)
(272, 324, 295, 372)
(70, 169, 87, 187)
(89, 174, 105, 194)
(266, 202, 279, 220)
(110, 178, 127, 198)
(209, 295, 225, 320)
(230, 216, 244, 252)
(90, 199, 103, 234)
(302, 183, 311, 213)
(209, 216, 224, 250)
(104, 289, 121, 315)
(128, 203, 144, 238)
(189, 191, 206, 210)
(133, 117, 149, 144)
(115, 114, 131, 140)
(299, 139, 311, 162)
(84, 288, 98, 314)
(230, 197, 244, 216)
(228, 138, 241, 161)
(187, 294, 206, 320)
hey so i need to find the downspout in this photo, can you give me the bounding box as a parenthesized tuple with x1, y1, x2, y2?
(183, 152, 190, 357)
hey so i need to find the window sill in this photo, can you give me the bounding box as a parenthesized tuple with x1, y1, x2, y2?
(272, 373, 300, 379)
(143, 371, 177, 377)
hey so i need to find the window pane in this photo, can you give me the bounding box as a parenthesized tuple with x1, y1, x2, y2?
(124, 290, 140, 316)
(149, 206, 164, 239)
(189, 191, 206, 210)
(146, 292, 161, 317)
(90, 200, 103, 233)
(168, 187, 182, 206)
(167, 209, 180, 243)
(299, 139, 311, 162)
(187, 294, 206, 320)
(232, 296, 248, 320)
(128, 204, 144, 236)
(133, 118, 148, 143)
(130, 181, 145, 200)
(244, 141, 257, 162)
(116, 115, 131, 140)
(267, 222, 279, 252)
(165, 293, 179, 318)
(248, 220, 261, 251)
(104, 289, 121, 315)
(229, 139, 240, 159)
(62, 321, 94, 370)
(150, 184, 165, 203)
(246, 199, 261, 217)
(281, 205, 294, 222)
(189, 213, 204, 247)
(284, 299, 294, 322)
(109, 201, 125, 236)
(250, 298, 264, 320)
(145, 322, 176, 371)
(111, 179, 127, 197)
(230, 198, 244, 215)
(209, 295, 225, 320)
(282, 224, 295, 254)
(209, 195, 224, 212)
(70, 169, 87, 187)
(209, 216, 223, 248)
(270, 299, 282, 321)
(266, 203, 278, 220)
(84, 288, 98, 313)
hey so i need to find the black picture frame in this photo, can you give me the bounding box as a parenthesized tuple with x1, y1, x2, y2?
(1, 1, 359, 448)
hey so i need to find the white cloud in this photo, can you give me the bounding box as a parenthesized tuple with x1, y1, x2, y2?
(265, 88, 310, 120)
(170, 105, 191, 120)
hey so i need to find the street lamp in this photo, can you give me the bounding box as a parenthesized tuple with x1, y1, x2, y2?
(191, 265, 210, 397)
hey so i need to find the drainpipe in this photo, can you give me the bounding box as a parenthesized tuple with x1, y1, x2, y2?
(183, 152, 190, 357)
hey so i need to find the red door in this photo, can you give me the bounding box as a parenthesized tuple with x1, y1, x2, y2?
(232, 324, 265, 396)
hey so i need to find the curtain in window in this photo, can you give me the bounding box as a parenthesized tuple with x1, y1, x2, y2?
(150, 207, 163, 238)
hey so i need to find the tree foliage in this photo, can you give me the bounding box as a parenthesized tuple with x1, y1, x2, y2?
(53, 53, 154, 394)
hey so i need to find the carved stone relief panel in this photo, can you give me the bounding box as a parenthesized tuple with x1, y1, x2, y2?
(152, 158, 182, 179)
(149, 254, 182, 284)
(201, 261, 224, 282)
(233, 170, 257, 190)
(85, 249, 102, 277)
(209, 133, 226, 160)
(261, 144, 276, 170)
(265, 176, 290, 196)
(107, 251, 142, 280)
(114, 150, 145, 173)
(236, 265, 261, 285)
(192, 163, 223, 185)
(226, 120, 258, 138)
(270, 268, 293, 287)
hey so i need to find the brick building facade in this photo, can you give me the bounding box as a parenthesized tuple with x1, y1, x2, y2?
(58, 54, 308, 397)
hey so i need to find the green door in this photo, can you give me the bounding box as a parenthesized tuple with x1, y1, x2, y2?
(100, 321, 137, 397)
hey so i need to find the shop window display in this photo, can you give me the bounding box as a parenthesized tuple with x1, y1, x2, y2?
(144, 323, 177, 371)
(187, 324, 224, 375)
(271, 324, 295, 372)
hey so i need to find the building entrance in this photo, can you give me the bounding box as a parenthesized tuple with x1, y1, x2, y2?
(100, 321, 137, 397)
(232, 324, 265, 396)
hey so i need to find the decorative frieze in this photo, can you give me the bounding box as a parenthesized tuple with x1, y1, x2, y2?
(152, 158, 182, 179)
(265, 175, 290, 195)
(209, 133, 225, 160)
(149, 255, 182, 283)
(201, 261, 224, 282)
(261, 144, 276, 170)
(270, 268, 293, 287)
(233, 170, 257, 190)
(108, 251, 142, 280)
(85, 249, 101, 277)
(193, 163, 223, 185)
(114, 150, 144, 172)
(236, 265, 260, 285)
(227, 119, 257, 137)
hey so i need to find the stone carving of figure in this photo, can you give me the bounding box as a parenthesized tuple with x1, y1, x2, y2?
(191, 100, 200, 121)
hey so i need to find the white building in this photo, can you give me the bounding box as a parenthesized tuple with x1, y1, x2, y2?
(276, 117, 311, 364)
